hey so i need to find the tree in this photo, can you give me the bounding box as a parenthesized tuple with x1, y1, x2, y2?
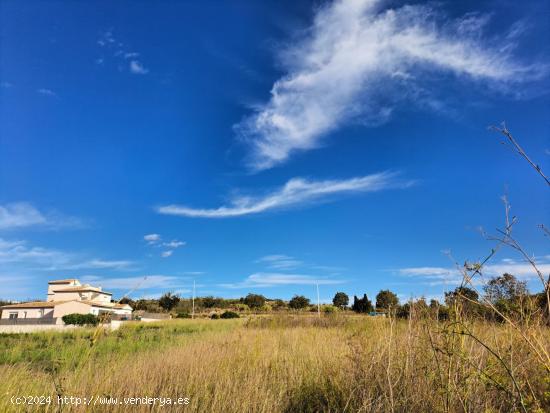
(202, 296, 222, 308)
(484, 273, 528, 303)
(351, 294, 373, 313)
(375, 290, 399, 310)
(332, 292, 349, 308)
(289, 295, 310, 310)
(158, 292, 180, 311)
(119, 297, 134, 306)
(444, 286, 479, 306)
(271, 299, 287, 310)
(445, 286, 480, 318)
(243, 293, 266, 309)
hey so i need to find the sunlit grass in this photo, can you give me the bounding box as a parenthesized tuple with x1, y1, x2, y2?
(1, 316, 548, 412)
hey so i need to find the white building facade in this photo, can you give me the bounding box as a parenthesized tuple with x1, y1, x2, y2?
(1, 279, 132, 323)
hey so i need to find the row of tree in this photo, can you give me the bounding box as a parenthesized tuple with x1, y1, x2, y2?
(120, 273, 546, 321)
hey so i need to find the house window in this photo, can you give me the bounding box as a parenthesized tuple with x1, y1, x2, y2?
(9, 312, 18, 319)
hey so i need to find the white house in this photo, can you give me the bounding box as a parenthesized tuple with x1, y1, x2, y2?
(1, 279, 132, 323)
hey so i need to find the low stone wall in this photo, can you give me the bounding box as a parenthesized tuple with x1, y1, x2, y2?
(0, 323, 78, 334)
(0, 321, 134, 333)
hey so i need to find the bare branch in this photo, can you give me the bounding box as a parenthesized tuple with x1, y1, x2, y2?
(490, 123, 550, 186)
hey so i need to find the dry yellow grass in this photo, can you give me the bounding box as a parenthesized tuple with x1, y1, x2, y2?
(1, 315, 549, 412)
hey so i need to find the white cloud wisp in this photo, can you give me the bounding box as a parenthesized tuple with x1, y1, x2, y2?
(220, 272, 345, 289)
(157, 171, 412, 218)
(236, 0, 546, 170)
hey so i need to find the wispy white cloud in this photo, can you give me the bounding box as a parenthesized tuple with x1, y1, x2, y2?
(219, 272, 345, 289)
(66, 259, 134, 270)
(398, 258, 550, 287)
(129, 60, 149, 75)
(163, 240, 186, 249)
(37, 88, 57, 97)
(0, 237, 134, 271)
(97, 29, 149, 75)
(143, 233, 185, 257)
(257, 254, 303, 270)
(144, 233, 161, 244)
(236, 0, 546, 170)
(0, 202, 83, 230)
(0, 238, 71, 267)
(158, 171, 413, 218)
(0, 203, 47, 229)
(81, 274, 188, 291)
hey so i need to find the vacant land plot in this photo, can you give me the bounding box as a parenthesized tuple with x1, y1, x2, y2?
(1, 316, 548, 412)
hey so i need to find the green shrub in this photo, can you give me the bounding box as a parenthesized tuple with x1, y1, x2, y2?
(211, 313, 220, 319)
(220, 311, 239, 319)
(176, 312, 191, 318)
(62, 313, 99, 326)
(233, 303, 249, 312)
(323, 305, 338, 314)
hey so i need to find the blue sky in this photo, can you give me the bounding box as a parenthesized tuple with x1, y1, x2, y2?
(0, 0, 549, 303)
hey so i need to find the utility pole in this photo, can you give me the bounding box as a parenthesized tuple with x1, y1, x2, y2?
(316, 283, 320, 318)
(192, 280, 195, 319)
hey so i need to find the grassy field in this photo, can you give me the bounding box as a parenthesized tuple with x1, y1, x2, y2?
(1, 315, 549, 412)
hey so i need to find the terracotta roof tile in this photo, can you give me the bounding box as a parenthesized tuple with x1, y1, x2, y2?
(48, 279, 79, 284)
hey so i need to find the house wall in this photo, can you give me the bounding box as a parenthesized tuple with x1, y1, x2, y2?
(50, 291, 84, 301)
(113, 307, 132, 315)
(1, 308, 54, 319)
(50, 290, 112, 303)
(90, 292, 112, 303)
(53, 301, 92, 318)
(47, 280, 79, 301)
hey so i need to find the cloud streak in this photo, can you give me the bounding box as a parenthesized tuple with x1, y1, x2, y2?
(157, 171, 412, 218)
(235, 0, 546, 170)
(398, 258, 550, 287)
(37, 88, 57, 97)
(257, 254, 303, 270)
(220, 272, 345, 289)
(0, 238, 134, 271)
(97, 29, 149, 75)
(143, 233, 186, 257)
(0, 202, 83, 230)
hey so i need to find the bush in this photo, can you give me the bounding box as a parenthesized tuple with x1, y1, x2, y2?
(210, 313, 220, 319)
(176, 312, 191, 318)
(62, 313, 99, 326)
(259, 304, 273, 312)
(220, 311, 240, 319)
(243, 293, 266, 309)
(323, 305, 338, 314)
(233, 303, 249, 312)
(289, 295, 310, 310)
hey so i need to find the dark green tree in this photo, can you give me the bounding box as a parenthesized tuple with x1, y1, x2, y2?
(289, 295, 310, 309)
(202, 296, 222, 308)
(332, 292, 349, 308)
(375, 290, 399, 310)
(243, 293, 266, 309)
(158, 292, 180, 311)
(444, 286, 479, 305)
(484, 273, 528, 303)
(351, 294, 373, 313)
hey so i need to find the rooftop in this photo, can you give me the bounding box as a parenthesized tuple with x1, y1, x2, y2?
(48, 279, 79, 284)
(1, 301, 59, 309)
(1, 300, 123, 310)
(52, 285, 112, 295)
